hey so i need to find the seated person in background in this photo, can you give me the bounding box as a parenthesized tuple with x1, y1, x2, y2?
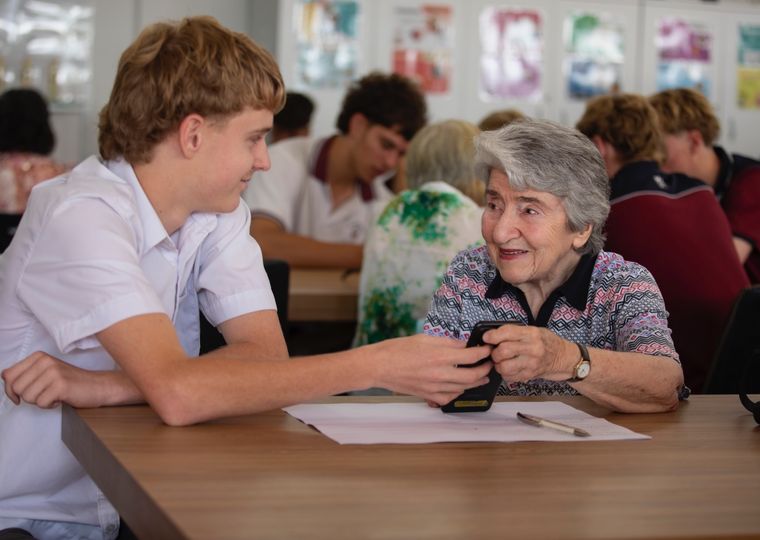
(354, 120, 484, 346)
(271, 91, 314, 144)
(424, 118, 686, 413)
(576, 93, 748, 393)
(0, 88, 68, 251)
(0, 18, 490, 540)
(649, 88, 760, 283)
(244, 72, 427, 269)
(477, 108, 526, 131)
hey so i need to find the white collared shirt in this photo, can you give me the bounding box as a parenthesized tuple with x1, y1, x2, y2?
(243, 136, 393, 244)
(0, 156, 275, 531)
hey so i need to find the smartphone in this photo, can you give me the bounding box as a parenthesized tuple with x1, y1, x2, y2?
(441, 320, 518, 413)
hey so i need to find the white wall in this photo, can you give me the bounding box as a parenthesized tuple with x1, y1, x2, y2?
(57, 0, 760, 163)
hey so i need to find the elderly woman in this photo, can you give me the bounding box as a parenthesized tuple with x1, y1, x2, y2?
(354, 120, 484, 346)
(423, 119, 686, 413)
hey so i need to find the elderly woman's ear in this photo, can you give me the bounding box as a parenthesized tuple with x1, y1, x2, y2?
(572, 223, 593, 250)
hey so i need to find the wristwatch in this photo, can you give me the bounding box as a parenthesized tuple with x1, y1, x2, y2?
(567, 343, 591, 382)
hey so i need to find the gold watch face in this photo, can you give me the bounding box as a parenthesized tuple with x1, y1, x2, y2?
(576, 362, 591, 379)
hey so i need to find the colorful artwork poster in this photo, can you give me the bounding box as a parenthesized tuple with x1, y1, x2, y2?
(563, 12, 624, 99)
(392, 4, 453, 94)
(655, 18, 712, 97)
(737, 25, 760, 109)
(294, 0, 359, 89)
(479, 7, 542, 101)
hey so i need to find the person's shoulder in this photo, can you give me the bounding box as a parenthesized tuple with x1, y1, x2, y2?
(593, 250, 657, 285)
(612, 161, 711, 201)
(269, 135, 318, 163)
(30, 156, 139, 220)
(0, 152, 67, 182)
(449, 243, 490, 268)
(730, 152, 760, 184)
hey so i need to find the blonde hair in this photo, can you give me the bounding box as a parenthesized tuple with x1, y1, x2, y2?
(649, 88, 720, 145)
(405, 120, 483, 203)
(99, 16, 285, 164)
(576, 93, 664, 164)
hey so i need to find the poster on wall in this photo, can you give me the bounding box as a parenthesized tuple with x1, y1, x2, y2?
(737, 24, 760, 109)
(392, 4, 453, 94)
(563, 12, 624, 99)
(479, 7, 543, 102)
(655, 17, 712, 97)
(0, 0, 93, 107)
(294, 0, 359, 89)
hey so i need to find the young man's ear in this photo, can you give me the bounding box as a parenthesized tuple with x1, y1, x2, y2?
(178, 114, 205, 158)
(591, 135, 619, 177)
(686, 129, 705, 153)
(347, 112, 370, 139)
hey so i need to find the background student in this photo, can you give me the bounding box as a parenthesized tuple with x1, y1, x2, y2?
(244, 72, 428, 269)
(649, 88, 760, 283)
(576, 93, 749, 392)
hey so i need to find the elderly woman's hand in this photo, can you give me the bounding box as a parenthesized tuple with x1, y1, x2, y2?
(482, 324, 577, 382)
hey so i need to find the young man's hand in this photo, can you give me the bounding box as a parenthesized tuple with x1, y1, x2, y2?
(370, 334, 493, 406)
(1, 351, 141, 409)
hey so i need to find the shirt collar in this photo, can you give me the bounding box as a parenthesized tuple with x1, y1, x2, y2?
(310, 135, 376, 202)
(485, 251, 597, 312)
(712, 145, 733, 198)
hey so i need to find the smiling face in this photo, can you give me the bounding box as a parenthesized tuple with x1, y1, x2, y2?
(349, 114, 409, 183)
(194, 107, 273, 213)
(482, 169, 592, 297)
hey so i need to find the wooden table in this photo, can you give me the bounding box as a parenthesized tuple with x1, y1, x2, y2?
(287, 268, 360, 322)
(62, 396, 760, 540)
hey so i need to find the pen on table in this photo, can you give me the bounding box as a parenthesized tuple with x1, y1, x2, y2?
(516, 411, 591, 438)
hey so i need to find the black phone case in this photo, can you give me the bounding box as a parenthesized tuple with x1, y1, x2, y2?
(441, 321, 513, 413)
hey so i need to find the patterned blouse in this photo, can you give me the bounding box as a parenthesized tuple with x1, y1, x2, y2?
(0, 153, 67, 213)
(423, 246, 683, 397)
(353, 182, 483, 346)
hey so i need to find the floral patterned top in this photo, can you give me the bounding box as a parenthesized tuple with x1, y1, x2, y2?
(0, 152, 67, 213)
(353, 182, 483, 346)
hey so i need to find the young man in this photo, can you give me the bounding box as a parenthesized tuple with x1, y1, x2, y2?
(576, 94, 749, 393)
(243, 72, 427, 269)
(0, 18, 489, 540)
(649, 88, 760, 282)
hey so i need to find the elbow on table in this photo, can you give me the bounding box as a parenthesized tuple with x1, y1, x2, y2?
(144, 381, 203, 427)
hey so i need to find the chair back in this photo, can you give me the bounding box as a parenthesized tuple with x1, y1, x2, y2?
(199, 258, 290, 354)
(0, 213, 22, 253)
(264, 258, 289, 335)
(703, 286, 760, 395)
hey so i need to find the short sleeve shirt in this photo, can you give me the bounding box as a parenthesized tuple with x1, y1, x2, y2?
(354, 182, 483, 346)
(423, 247, 681, 397)
(243, 136, 393, 244)
(0, 156, 275, 528)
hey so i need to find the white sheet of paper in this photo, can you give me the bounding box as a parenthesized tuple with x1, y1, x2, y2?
(283, 401, 649, 444)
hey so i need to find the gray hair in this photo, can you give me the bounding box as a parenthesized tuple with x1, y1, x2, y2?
(406, 119, 483, 203)
(474, 118, 610, 255)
